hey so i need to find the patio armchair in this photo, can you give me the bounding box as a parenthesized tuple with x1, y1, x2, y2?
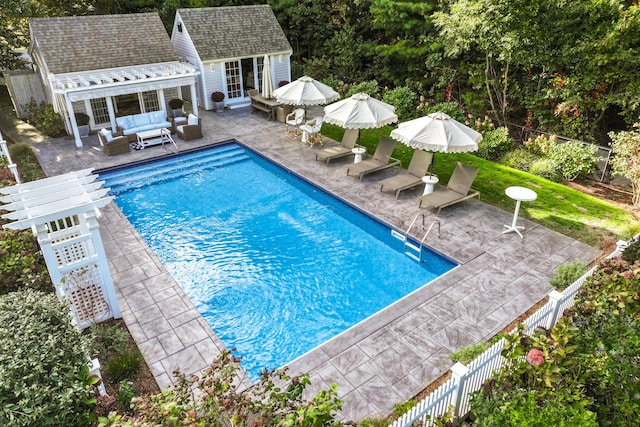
(285, 108, 305, 136)
(176, 114, 203, 141)
(418, 162, 480, 214)
(98, 128, 130, 156)
(300, 116, 324, 146)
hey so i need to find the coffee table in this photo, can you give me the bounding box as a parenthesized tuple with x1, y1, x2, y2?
(135, 128, 178, 152)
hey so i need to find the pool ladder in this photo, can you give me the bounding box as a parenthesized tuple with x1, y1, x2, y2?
(391, 213, 441, 262)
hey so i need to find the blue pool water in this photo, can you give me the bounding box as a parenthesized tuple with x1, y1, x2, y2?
(99, 143, 456, 378)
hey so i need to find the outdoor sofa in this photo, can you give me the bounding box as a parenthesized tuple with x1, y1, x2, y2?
(115, 111, 172, 142)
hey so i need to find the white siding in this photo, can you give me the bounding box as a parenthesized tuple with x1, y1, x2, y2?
(273, 55, 292, 87)
(171, 12, 204, 108)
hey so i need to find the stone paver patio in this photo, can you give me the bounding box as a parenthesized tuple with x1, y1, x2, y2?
(2, 106, 600, 420)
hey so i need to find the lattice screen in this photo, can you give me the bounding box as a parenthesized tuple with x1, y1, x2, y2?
(63, 264, 111, 325)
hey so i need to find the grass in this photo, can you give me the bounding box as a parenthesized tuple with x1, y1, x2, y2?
(321, 123, 640, 247)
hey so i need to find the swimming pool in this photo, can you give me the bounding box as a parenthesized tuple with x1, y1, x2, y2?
(99, 143, 456, 378)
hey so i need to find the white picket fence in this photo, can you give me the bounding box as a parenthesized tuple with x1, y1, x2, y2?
(391, 239, 631, 427)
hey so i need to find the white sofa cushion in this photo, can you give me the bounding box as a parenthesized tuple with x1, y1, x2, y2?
(100, 128, 114, 142)
(187, 114, 198, 126)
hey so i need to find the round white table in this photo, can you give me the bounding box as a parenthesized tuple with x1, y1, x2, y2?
(503, 186, 537, 238)
(352, 147, 366, 163)
(422, 175, 439, 195)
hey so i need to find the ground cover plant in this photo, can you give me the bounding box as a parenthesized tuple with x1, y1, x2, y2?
(321, 123, 639, 247)
(0, 289, 98, 426)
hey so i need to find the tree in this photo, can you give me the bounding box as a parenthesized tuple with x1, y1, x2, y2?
(609, 123, 640, 207)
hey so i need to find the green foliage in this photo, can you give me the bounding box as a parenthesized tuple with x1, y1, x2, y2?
(500, 149, 539, 172)
(8, 143, 45, 183)
(450, 341, 490, 365)
(465, 114, 496, 134)
(621, 236, 640, 264)
(23, 99, 65, 137)
(74, 112, 90, 126)
(100, 350, 342, 426)
(167, 98, 183, 109)
(382, 86, 417, 121)
(471, 387, 597, 427)
(116, 381, 136, 412)
(89, 322, 130, 356)
(0, 289, 95, 426)
(359, 416, 390, 427)
(416, 101, 465, 121)
(523, 134, 558, 156)
(608, 123, 640, 206)
(547, 141, 598, 181)
(476, 127, 513, 161)
(549, 260, 588, 290)
(105, 352, 142, 382)
(0, 228, 50, 295)
(529, 157, 563, 182)
(392, 399, 416, 417)
(345, 80, 380, 98)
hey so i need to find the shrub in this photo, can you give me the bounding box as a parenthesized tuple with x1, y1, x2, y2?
(416, 101, 465, 122)
(100, 350, 342, 426)
(547, 141, 598, 181)
(549, 260, 588, 290)
(450, 341, 490, 364)
(621, 235, 640, 264)
(382, 86, 417, 121)
(465, 114, 495, 134)
(8, 143, 45, 183)
(393, 399, 417, 417)
(345, 80, 380, 98)
(23, 99, 65, 137)
(0, 228, 50, 295)
(500, 149, 539, 171)
(529, 157, 563, 182)
(105, 351, 142, 382)
(523, 134, 558, 155)
(0, 289, 96, 425)
(477, 127, 513, 161)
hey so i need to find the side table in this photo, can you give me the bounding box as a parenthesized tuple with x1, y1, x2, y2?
(352, 147, 366, 164)
(422, 175, 439, 195)
(503, 186, 537, 238)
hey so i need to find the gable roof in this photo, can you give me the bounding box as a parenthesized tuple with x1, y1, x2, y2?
(177, 5, 292, 61)
(30, 13, 179, 75)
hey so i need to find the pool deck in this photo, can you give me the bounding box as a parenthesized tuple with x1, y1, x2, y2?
(5, 106, 600, 420)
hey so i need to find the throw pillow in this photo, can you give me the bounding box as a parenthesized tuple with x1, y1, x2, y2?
(151, 111, 166, 124)
(100, 128, 114, 143)
(187, 114, 198, 126)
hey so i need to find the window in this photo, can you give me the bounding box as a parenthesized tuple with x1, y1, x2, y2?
(140, 90, 160, 112)
(90, 98, 110, 125)
(225, 61, 242, 99)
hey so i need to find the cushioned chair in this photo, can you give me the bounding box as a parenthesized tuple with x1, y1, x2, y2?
(98, 128, 130, 156)
(379, 150, 434, 199)
(315, 128, 360, 164)
(418, 162, 480, 214)
(176, 114, 203, 141)
(300, 116, 324, 146)
(285, 108, 305, 136)
(346, 137, 401, 181)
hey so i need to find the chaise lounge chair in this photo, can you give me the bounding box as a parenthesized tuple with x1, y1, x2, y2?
(315, 128, 359, 164)
(379, 150, 433, 199)
(418, 161, 480, 214)
(346, 137, 401, 181)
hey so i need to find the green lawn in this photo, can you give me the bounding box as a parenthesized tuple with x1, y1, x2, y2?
(321, 124, 640, 247)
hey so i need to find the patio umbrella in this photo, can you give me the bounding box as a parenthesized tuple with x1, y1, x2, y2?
(390, 111, 482, 175)
(273, 76, 340, 106)
(323, 93, 398, 143)
(261, 55, 274, 98)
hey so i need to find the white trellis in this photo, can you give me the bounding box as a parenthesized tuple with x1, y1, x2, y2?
(0, 130, 20, 184)
(0, 168, 120, 329)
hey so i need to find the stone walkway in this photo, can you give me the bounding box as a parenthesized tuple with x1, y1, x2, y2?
(3, 106, 600, 420)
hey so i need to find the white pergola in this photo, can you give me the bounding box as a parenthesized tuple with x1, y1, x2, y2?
(49, 62, 199, 147)
(1, 169, 120, 329)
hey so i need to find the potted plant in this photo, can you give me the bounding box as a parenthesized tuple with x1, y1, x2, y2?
(211, 91, 225, 112)
(168, 99, 184, 118)
(74, 112, 90, 137)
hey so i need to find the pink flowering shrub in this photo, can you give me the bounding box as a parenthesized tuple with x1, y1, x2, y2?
(526, 349, 544, 366)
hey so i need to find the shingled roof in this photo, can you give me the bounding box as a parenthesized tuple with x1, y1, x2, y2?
(30, 13, 178, 75)
(177, 5, 292, 60)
